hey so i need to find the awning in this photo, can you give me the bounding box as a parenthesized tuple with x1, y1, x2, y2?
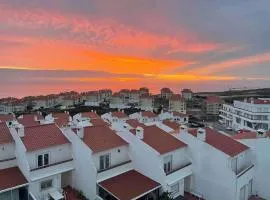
(49, 190, 64, 200)
(0, 167, 28, 193)
(99, 170, 161, 200)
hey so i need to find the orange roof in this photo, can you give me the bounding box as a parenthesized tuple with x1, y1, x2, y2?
(22, 124, 70, 152)
(0, 114, 15, 122)
(232, 131, 270, 140)
(111, 111, 127, 119)
(206, 96, 222, 104)
(99, 170, 160, 200)
(172, 111, 188, 117)
(141, 111, 157, 118)
(52, 113, 70, 127)
(17, 113, 43, 127)
(161, 88, 173, 93)
(163, 120, 180, 131)
(126, 119, 145, 129)
(0, 167, 28, 191)
(91, 119, 108, 126)
(0, 122, 13, 144)
(81, 112, 100, 119)
(131, 125, 187, 154)
(189, 127, 249, 157)
(83, 126, 128, 153)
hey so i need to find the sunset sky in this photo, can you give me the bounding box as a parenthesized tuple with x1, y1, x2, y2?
(1, 0, 270, 97)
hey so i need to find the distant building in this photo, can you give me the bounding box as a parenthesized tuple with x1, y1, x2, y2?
(203, 96, 223, 117)
(181, 89, 193, 100)
(139, 94, 154, 111)
(99, 89, 112, 101)
(220, 98, 270, 131)
(110, 93, 124, 108)
(139, 87, 150, 96)
(169, 94, 186, 113)
(129, 90, 140, 104)
(161, 88, 173, 99)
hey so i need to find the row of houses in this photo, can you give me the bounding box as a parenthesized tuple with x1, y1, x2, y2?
(0, 108, 269, 200)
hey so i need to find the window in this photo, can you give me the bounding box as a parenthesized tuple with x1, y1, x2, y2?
(37, 153, 49, 168)
(40, 179, 53, 191)
(171, 183, 180, 196)
(164, 155, 172, 174)
(100, 154, 110, 170)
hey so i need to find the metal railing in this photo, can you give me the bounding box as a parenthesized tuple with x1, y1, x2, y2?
(30, 158, 73, 172)
(97, 160, 132, 173)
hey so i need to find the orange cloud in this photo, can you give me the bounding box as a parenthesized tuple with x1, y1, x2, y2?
(187, 52, 270, 75)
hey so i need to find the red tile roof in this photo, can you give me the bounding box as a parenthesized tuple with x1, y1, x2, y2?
(91, 119, 108, 126)
(189, 127, 249, 157)
(0, 114, 15, 122)
(182, 89, 193, 93)
(161, 88, 173, 93)
(17, 114, 43, 127)
(111, 111, 127, 119)
(0, 122, 14, 144)
(232, 131, 270, 140)
(131, 125, 186, 154)
(22, 124, 70, 152)
(141, 111, 157, 118)
(99, 170, 160, 200)
(0, 167, 28, 191)
(53, 113, 70, 127)
(163, 120, 180, 131)
(81, 112, 100, 119)
(126, 119, 145, 129)
(83, 126, 128, 153)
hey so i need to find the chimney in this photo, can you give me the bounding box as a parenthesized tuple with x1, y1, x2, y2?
(197, 128, 206, 141)
(256, 129, 266, 138)
(244, 98, 247, 103)
(77, 127, 84, 139)
(135, 127, 144, 140)
(180, 125, 187, 134)
(69, 116, 72, 122)
(250, 97, 254, 104)
(17, 124, 25, 137)
(34, 115, 38, 121)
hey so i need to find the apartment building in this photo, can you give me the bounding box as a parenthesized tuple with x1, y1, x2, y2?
(117, 125, 192, 199)
(161, 88, 173, 99)
(219, 98, 270, 131)
(178, 126, 254, 200)
(169, 95, 186, 114)
(139, 94, 154, 111)
(129, 111, 158, 123)
(159, 111, 189, 125)
(233, 130, 270, 199)
(98, 89, 112, 101)
(109, 93, 124, 108)
(202, 96, 223, 120)
(181, 89, 193, 101)
(83, 91, 100, 106)
(0, 122, 29, 200)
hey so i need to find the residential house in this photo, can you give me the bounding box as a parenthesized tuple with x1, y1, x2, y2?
(169, 94, 186, 114)
(161, 88, 173, 99)
(129, 111, 158, 123)
(159, 111, 189, 124)
(101, 111, 129, 124)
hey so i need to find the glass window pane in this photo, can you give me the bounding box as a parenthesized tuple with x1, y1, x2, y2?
(44, 154, 49, 166)
(100, 156, 104, 170)
(105, 155, 110, 168)
(38, 155, 43, 167)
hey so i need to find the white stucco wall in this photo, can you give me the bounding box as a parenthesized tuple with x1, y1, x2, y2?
(93, 145, 130, 171)
(26, 144, 72, 170)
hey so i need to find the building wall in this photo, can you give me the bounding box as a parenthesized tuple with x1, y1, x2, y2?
(161, 148, 190, 171)
(0, 143, 15, 161)
(92, 145, 130, 171)
(169, 100, 186, 113)
(238, 138, 270, 199)
(26, 144, 72, 170)
(64, 128, 97, 200)
(178, 131, 237, 200)
(29, 174, 61, 200)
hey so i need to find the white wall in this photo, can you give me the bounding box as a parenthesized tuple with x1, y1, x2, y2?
(178, 131, 237, 200)
(238, 138, 270, 199)
(116, 130, 166, 188)
(0, 143, 15, 160)
(26, 144, 72, 170)
(63, 128, 97, 200)
(29, 174, 61, 200)
(161, 148, 190, 171)
(93, 145, 130, 171)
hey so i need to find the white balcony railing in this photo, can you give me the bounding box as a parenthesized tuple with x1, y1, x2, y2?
(30, 159, 74, 181)
(97, 160, 133, 183)
(165, 163, 192, 185)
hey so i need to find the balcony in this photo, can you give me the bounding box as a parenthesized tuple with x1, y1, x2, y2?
(97, 160, 133, 183)
(29, 159, 74, 181)
(165, 163, 192, 185)
(235, 164, 254, 178)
